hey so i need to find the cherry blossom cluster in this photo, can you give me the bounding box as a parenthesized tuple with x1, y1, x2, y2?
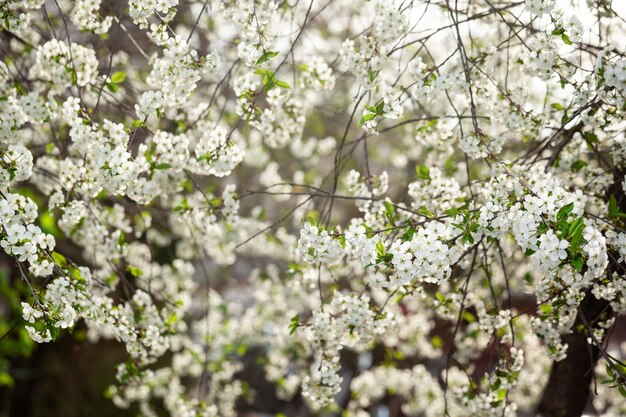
(2, 0, 626, 416)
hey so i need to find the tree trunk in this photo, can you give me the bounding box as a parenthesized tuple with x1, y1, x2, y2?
(536, 294, 608, 417)
(537, 168, 625, 417)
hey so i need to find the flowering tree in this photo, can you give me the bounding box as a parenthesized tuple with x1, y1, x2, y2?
(2, 0, 626, 416)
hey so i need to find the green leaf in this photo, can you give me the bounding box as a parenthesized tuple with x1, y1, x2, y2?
(416, 206, 433, 217)
(376, 241, 386, 257)
(275, 80, 291, 89)
(132, 119, 144, 129)
(462, 311, 476, 323)
(402, 227, 415, 242)
(110, 71, 126, 84)
(550, 102, 565, 111)
(106, 82, 119, 93)
(497, 389, 507, 401)
(154, 163, 171, 170)
(571, 256, 584, 272)
(415, 165, 430, 180)
(582, 131, 599, 145)
(384, 201, 394, 222)
(0, 372, 14, 388)
(359, 113, 377, 126)
(561, 34, 572, 45)
(126, 265, 143, 277)
(460, 233, 475, 245)
(256, 50, 279, 65)
(608, 195, 626, 218)
(568, 217, 585, 247)
(48, 325, 58, 341)
(197, 152, 213, 162)
(166, 312, 177, 326)
(539, 303, 553, 316)
(556, 202, 574, 222)
(288, 314, 300, 335)
(51, 251, 67, 268)
(69, 70, 77, 86)
(571, 160, 587, 172)
(431, 335, 442, 349)
(491, 378, 501, 391)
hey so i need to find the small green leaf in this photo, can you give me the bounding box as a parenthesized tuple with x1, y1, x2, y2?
(556, 202, 574, 222)
(497, 389, 507, 401)
(491, 378, 502, 391)
(359, 113, 377, 126)
(111, 71, 126, 84)
(126, 265, 143, 277)
(550, 102, 565, 111)
(571, 160, 587, 172)
(415, 165, 430, 180)
(431, 335, 442, 349)
(568, 217, 585, 247)
(51, 251, 67, 267)
(384, 201, 394, 222)
(402, 227, 415, 242)
(582, 131, 599, 145)
(376, 240, 386, 257)
(256, 50, 279, 65)
(561, 34, 572, 45)
(154, 163, 171, 170)
(197, 153, 213, 162)
(288, 314, 300, 335)
(571, 256, 584, 272)
(608, 195, 626, 218)
(462, 311, 476, 323)
(0, 372, 14, 388)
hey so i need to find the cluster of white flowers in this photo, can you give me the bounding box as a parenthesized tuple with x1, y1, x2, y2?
(408, 167, 466, 214)
(525, 0, 555, 16)
(3, 0, 626, 416)
(30, 40, 99, 88)
(387, 222, 461, 286)
(0, 189, 55, 278)
(604, 59, 626, 92)
(298, 222, 344, 264)
(70, 0, 112, 34)
(459, 133, 491, 159)
(347, 365, 444, 417)
(128, 0, 177, 28)
(1, 144, 33, 187)
(192, 126, 244, 177)
(345, 169, 389, 213)
(343, 221, 378, 266)
(0, 0, 44, 32)
(299, 57, 335, 92)
(145, 35, 220, 109)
